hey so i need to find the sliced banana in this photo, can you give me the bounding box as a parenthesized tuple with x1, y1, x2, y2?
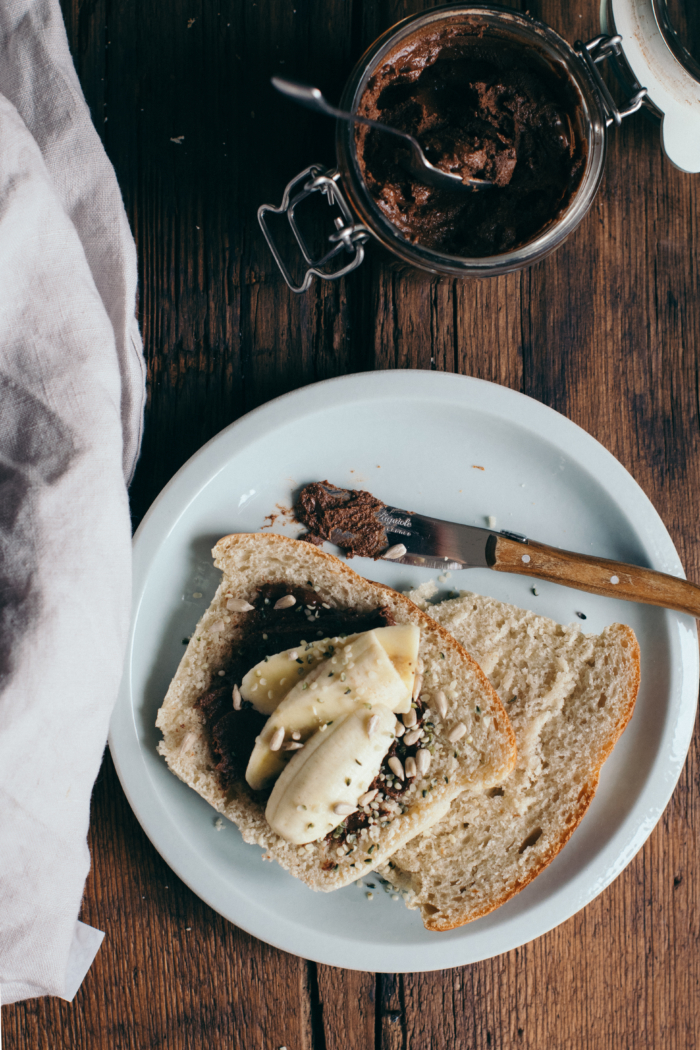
(374, 624, 420, 697)
(240, 637, 341, 715)
(265, 705, 396, 844)
(245, 627, 417, 790)
(240, 624, 419, 716)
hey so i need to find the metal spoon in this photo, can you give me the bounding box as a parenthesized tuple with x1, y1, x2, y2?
(271, 77, 493, 193)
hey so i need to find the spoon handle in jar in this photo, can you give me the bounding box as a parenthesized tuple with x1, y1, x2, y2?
(492, 535, 700, 617)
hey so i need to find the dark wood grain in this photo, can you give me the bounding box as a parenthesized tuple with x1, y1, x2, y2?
(3, 0, 700, 1046)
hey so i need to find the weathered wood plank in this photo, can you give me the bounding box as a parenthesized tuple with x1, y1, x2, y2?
(315, 965, 377, 1049)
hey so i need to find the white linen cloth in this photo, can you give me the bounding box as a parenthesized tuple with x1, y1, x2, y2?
(0, 0, 145, 1004)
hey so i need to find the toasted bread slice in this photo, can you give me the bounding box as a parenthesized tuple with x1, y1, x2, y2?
(155, 535, 516, 891)
(380, 584, 640, 929)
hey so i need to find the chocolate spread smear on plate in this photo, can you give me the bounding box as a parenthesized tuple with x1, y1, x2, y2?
(295, 480, 388, 558)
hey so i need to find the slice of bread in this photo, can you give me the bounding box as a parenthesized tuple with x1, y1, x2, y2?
(155, 534, 516, 891)
(379, 583, 640, 929)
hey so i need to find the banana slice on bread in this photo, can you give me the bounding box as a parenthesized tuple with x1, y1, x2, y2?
(265, 706, 396, 844)
(245, 626, 418, 791)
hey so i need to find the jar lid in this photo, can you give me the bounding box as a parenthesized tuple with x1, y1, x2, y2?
(606, 0, 700, 172)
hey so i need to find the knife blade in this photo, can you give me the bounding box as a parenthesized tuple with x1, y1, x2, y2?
(376, 505, 510, 571)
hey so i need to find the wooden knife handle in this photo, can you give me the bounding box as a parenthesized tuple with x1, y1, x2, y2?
(489, 535, 700, 618)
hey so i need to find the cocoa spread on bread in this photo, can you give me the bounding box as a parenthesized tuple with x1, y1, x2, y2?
(355, 22, 586, 256)
(196, 582, 395, 790)
(295, 481, 388, 557)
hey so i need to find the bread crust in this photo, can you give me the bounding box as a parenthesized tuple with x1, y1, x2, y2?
(156, 534, 517, 892)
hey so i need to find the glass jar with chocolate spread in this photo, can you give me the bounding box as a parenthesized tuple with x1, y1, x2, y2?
(258, 4, 652, 289)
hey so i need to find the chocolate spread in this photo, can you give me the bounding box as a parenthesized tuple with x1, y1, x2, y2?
(355, 20, 586, 256)
(196, 582, 395, 791)
(295, 481, 388, 558)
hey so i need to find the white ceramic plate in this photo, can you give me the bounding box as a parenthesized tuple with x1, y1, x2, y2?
(110, 370, 698, 972)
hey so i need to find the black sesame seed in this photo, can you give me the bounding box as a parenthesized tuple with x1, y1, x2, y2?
(576, 611, 587, 619)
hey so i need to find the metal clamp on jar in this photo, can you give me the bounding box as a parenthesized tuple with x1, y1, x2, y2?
(258, 1, 699, 291)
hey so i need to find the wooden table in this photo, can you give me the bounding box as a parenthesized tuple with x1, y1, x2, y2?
(5, 1, 700, 1046)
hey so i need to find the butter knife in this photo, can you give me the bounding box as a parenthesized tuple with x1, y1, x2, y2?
(374, 505, 700, 618)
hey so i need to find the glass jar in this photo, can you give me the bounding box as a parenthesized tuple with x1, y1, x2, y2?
(259, 4, 647, 290)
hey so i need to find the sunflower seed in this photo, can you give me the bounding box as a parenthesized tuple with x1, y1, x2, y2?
(227, 597, 254, 612)
(448, 722, 467, 743)
(333, 803, 356, 816)
(388, 756, 404, 780)
(402, 708, 417, 728)
(179, 732, 196, 755)
(412, 673, 423, 701)
(383, 543, 407, 560)
(282, 741, 304, 751)
(274, 594, 297, 610)
(415, 749, 431, 775)
(232, 685, 242, 710)
(394, 720, 405, 738)
(405, 756, 417, 778)
(358, 789, 378, 806)
(434, 690, 448, 719)
(403, 728, 422, 747)
(269, 727, 285, 751)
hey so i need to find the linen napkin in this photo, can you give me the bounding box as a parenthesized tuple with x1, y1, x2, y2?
(0, 0, 145, 1004)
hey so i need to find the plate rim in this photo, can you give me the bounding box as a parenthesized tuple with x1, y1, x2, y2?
(111, 369, 699, 972)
